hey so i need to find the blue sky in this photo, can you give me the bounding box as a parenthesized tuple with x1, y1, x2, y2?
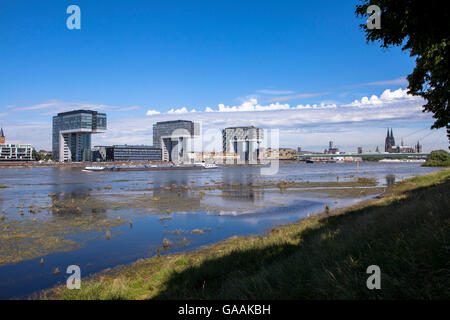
(0, 0, 447, 152)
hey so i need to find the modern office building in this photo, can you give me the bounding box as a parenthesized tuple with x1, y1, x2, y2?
(222, 126, 263, 163)
(105, 145, 162, 161)
(52, 110, 107, 162)
(153, 120, 200, 162)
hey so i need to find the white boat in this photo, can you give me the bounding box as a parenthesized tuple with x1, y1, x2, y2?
(84, 166, 105, 171)
(378, 159, 426, 163)
(201, 163, 218, 169)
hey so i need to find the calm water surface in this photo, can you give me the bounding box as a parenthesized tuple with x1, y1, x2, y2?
(0, 162, 440, 299)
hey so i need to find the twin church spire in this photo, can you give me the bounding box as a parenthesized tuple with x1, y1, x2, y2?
(385, 128, 396, 152)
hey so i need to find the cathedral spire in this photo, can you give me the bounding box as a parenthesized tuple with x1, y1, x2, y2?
(0, 127, 5, 144)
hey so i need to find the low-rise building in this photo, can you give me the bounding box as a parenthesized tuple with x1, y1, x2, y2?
(105, 145, 162, 161)
(187, 152, 239, 164)
(0, 127, 33, 161)
(278, 148, 298, 160)
(0, 144, 33, 161)
(92, 146, 108, 162)
(261, 147, 298, 160)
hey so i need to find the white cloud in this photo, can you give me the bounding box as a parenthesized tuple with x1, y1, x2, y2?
(3, 88, 447, 152)
(346, 77, 409, 88)
(146, 110, 161, 116)
(344, 88, 422, 108)
(168, 107, 189, 114)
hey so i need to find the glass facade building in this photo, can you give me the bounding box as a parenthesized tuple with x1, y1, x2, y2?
(105, 145, 162, 161)
(52, 110, 107, 162)
(153, 120, 200, 162)
(222, 126, 263, 163)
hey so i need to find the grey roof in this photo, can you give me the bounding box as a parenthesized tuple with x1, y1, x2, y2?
(57, 110, 106, 117)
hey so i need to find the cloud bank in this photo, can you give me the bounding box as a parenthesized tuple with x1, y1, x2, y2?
(1, 88, 447, 152)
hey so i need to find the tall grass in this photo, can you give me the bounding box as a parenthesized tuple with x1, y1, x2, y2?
(40, 169, 450, 300)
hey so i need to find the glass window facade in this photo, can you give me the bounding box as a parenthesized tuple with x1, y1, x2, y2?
(222, 126, 263, 163)
(52, 110, 107, 162)
(0, 144, 33, 161)
(106, 145, 162, 161)
(152, 120, 199, 162)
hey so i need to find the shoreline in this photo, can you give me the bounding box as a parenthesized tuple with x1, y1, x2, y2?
(37, 168, 450, 300)
(0, 158, 433, 170)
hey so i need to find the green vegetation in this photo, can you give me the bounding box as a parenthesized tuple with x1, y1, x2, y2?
(0, 216, 125, 266)
(40, 169, 450, 300)
(356, 1, 450, 140)
(422, 150, 450, 167)
(32, 150, 52, 161)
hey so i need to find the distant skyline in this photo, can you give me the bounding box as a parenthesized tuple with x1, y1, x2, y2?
(0, 0, 448, 152)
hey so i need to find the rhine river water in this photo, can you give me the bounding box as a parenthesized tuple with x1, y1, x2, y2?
(0, 162, 440, 299)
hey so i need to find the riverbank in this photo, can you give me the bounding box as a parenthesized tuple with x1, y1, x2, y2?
(39, 169, 450, 300)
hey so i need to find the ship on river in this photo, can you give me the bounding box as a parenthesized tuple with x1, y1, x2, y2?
(83, 162, 218, 172)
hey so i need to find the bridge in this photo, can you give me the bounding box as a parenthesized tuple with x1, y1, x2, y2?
(298, 153, 430, 160)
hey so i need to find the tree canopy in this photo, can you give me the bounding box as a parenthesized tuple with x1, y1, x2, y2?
(422, 150, 450, 167)
(356, 0, 449, 141)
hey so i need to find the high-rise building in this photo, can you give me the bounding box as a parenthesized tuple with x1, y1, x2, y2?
(153, 120, 200, 162)
(52, 110, 107, 162)
(222, 126, 263, 163)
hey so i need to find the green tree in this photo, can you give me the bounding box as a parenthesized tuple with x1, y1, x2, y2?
(422, 150, 450, 167)
(32, 149, 41, 161)
(356, 1, 449, 141)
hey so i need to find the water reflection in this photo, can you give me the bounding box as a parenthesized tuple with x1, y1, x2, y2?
(385, 174, 396, 186)
(0, 163, 441, 299)
(220, 172, 264, 203)
(50, 188, 107, 216)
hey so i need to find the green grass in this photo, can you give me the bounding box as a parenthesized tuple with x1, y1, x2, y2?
(39, 169, 450, 300)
